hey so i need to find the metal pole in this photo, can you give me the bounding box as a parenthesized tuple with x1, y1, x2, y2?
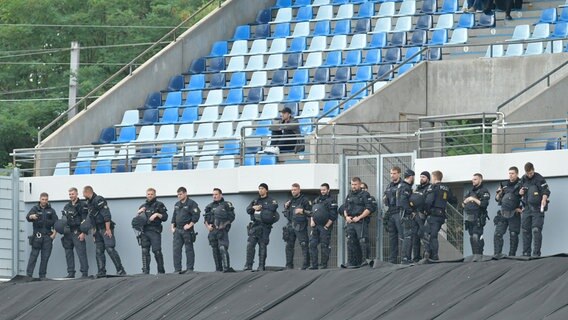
(11, 168, 20, 277)
(68, 41, 80, 120)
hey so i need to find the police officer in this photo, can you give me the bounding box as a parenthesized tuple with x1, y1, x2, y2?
(283, 183, 312, 270)
(83, 186, 126, 277)
(244, 183, 279, 271)
(343, 177, 373, 267)
(361, 182, 378, 262)
(136, 188, 168, 274)
(409, 171, 431, 263)
(383, 166, 402, 264)
(171, 186, 200, 273)
(494, 166, 523, 258)
(519, 162, 550, 257)
(26, 192, 58, 279)
(422, 171, 456, 262)
(309, 183, 338, 270)
(463, 173, 491, 261)
(399, 170, 415, 264)
(60, 187, 89, 278)
(204, 188, 236, 272)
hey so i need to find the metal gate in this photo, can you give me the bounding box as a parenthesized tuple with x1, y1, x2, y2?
(338, 153, 415, 264)
(0, 168, 22, 279)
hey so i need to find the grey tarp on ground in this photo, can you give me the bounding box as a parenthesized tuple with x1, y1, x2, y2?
(1, 256, 567, 320)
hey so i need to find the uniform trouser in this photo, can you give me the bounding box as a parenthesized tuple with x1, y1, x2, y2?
(345, 220, 369, 266)
(465, 215, 485, 255)
(140, 229, 163, 274)
(401, 214, 418, 262)
(93, 228, 124, 275)
(494, 211, 521, 256)
(412, 214, 425, 261)
(386, 211, 402, 263)
(209, 228, 230, 271)
(246, 223, 272, 268)
(521, 208, 545, 257)
(61, 230, 88, 275)
(27, 234, 53, 278)
(173, 228, 195, 271)
(285, 222, 310, 268)
(424, 215, 445, 260)
(309, 225, 332, 268)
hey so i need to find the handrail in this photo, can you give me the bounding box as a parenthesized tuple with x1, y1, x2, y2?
(496, 58, 568, 112)
(36, 0, 225, 146)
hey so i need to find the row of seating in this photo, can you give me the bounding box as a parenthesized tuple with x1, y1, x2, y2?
(509, 22, 568, 42)
(535, 7, 568, 25)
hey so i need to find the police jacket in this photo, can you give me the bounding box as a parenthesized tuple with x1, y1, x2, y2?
(138, 198, 168, 231)
(312, 194, 338, 223)
(246, 195, 278, 223)
(496, 179, 522, 212)
(284, 193, 312, 224)
(521, 172, 551, 208)
(463, 184, 490, 216)
(172, 198, 200, 229)
(204, 198, 235, 227)
(410, 183, 430, 213)
(424, 183, 455, 215)
(86, 193, 112, 227)
(383, 180, 401, 211)
(27, 203, 58, 235)
(396, 180, 413, 216)
(62, 200, 88, 231)
(344, 189, 373, 218)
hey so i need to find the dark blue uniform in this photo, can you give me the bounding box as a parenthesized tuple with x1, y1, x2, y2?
(344, 189, 373, 266)
(86, 193, 125, 277)
(423, 183, 455, 260)
(493, 179, 522, 257)
(463, 184, 491, 256)
(410, 182, 430, 262)
(309, 194, 338, 269)
(26, 203, 58, 278)
(283, 193, 312, 269)
(398, 180, 414, 263)
(204, 198, 235, 272)
(244, 196, 278, 271)
(138, 198, 168, 274)
(520, 172, 550, 257)
(61, 200, 89, 277)
(383, 179, 402, 263)
(171, 198, 200, 272)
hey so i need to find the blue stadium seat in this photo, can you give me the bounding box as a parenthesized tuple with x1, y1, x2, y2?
(291, 69, 309, 85)
(162, 91, 182, 108)
(226, 72, 245, 89)
(313, 20, 331, 36)
(222, 141, 241, 156)
(94, 160, 112, 174)
(243, 154, 256, 166)
(255, 24, 271, 38)
(322, 100, 340, 117)
(354, 18, 371, 33)
(176, 157, 194, 170)
(259, 154, 277, 165)
(457, 13, 475, 29)
(160, 108, 179, 124)
(294, 0, 311, 6)
(295, 6, 313, 21)
(271, 69, 288, 86)
(140, 109, 159, 125)
(112, 126, 136, 144)
(273, 23, 291, 38)
(115, 159, 131, 173)
(209, 73, 226, 89)
(561, 8, 568, 22)
(208, 57, 225, 73)
(275, 0, 292, 8)
(545, 139, 561, 150)
(362, 49, 381, 65)
(314, 67, 330, 83)
(92, 127, 116, 145)
(334, 19, 351, 35)
(186, 74, 205, 91)
(180, 107, 198, 123)
(334, 66, 351, 82)
(289, 37, 307, 52)
(384, 48, 402, 64)
(369, 32, 387, 48)
(427, 47, 443, 60)
(225, 89, 244, 105)
(155, 157, 173, 171)
(285, 86, 305, 102)
(342, 99, 359, 111)
(357, 2, 375, 18)
(349, 82, 367, 99)
(538, 8, 557, 24)
(323, 50, 342, 67)
(184, 90, 202, 107)
(143, 91, 162, 109)
(415, 15, 433, 30)
(286, 53, 303, 68)
(421, 0, 437, 14)
(377, 64, 394, 80)
(233, 25, 250, 40)
(409, 30, 427, 46)
(165, 75, 184, 92)
(209, 41, 228, 57)
(352, 65, 373, 82)
(247, 87, 264, 104)
(155, 144, 177, 158)
(551, 21, 568, 38)
(389, 31, 407, 47)
(405, 47, 422, 63)
(343, 50, 362, 66)
(398, 63, 414, 75)
(328, 83, 346, 99)
(298, 118, 314, 135)
(188, 57, 206, 74)
(429, 29, 448, 45)
(254, 120, 273, 137)
(74, 161, 92, 175)
(256, 9, 271, 24)
(439, 0, 458, 13)
(332, 0, 348, 4)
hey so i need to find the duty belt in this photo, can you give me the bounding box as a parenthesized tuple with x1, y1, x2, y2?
(34, 231, 49, 238)
(430, 208, 445, 216)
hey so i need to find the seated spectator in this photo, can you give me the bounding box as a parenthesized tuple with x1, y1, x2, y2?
(264, 107, 304, 154)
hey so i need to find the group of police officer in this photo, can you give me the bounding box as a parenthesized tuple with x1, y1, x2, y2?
(25, 162, 551, 278)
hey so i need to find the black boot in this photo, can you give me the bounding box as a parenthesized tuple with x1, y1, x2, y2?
(212, 246, 223, 272)
(309, 246, 318, 270)
(108, 248, 126, 275)
(301, 243, 310, 270)
(509, 232, 519, 257)
(244, 242, 255, 271)
(142, 248, 151, 274)
(533, 228, 542, 257)
(285, 241, 294, 269)
(155, 250, 165, 274)
(220, 246, 234, 272)
(257, 245, 267, 271)
(95, 249, 106, 278)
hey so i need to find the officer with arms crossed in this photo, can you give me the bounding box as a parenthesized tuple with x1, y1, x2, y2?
(398, 170, 415, 264)
(383, 167, 402, 264)
(409, 172, 431, 263)
(204, 188, 236, 272)
(360, 182, 378, 262)
(493, 167, 523, 258)
(26, 192, 58, 279)
(343, 177, 373, 267)
(83, 186, 126, 277)
(244, 183, 279, 271)
(283, 183, 312, 270)
(136, 188, 168, 274)
(519, 162, 550, 257)
(463, 173, 491, 262)
(309, 183, 338, 270)
(58, 187, 89, 278)
(171, 186, 200, 273)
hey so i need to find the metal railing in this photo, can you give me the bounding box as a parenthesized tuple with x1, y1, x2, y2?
(36, 0, 226, 145)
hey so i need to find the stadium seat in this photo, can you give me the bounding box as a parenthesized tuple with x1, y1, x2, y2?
(240, 104, 259, 121)
(134, 158, 153, 173)
(362, 49, 381, 65)
(291, 69, 309, 85)
(186, 74, 205, 91)
(259, 154, 277, 165)
(134, 125, 156, 143)
(524, 42, 543, 55)
(378, 2, 395, 17)
(484, 44, 504, 58)
(245, 55, 265, 71)
(289, 37, 307, 53)
(301, 52, 323, 68)
(74, 147, 95, 162)
(217, 155, 236, 168)
(156, 125, 176, 141)
(457, 13, 475, 29)
(202, 90, 223, 106)
(275, 0, 292, 8)
(233, 25, 250, 40)
(538, 8, 557, 24)
(352, 65, 373, 82)
(272, 22, 291, 38)
(432, 14, 454, 30)
(329, 35, 347, 50)
(343, 50, 362, 66)
(180, 107, 199, 123)
(160, 108, 179, 124)
(53, 162, 70, 176)
(196, 155, 215, 169)
(264, 87, 285, 103)
(377, 64, 394, 80)
(175, 124, 195, 140)
(389, 31, 407, 47)
(298, 102, 320, 118)
(188, 57, 206, 74)
(162, 91, 182, 108)
(224, 88, 244, 105)
(328, 83, 346, 99)
(209, 41, 228, 57)
(235, 121, 254, 138)
(285, 86, 305, 102)
(112, 126, 136, 144)
(219, 105, 239, 122)
(334, 66, 351, 82)
(334, 19, 351, 35)
(298, 118, 315, 135)
(184, 90, 202, 107)
(505, 43, 523, 57)
(509, 25, 530, 41)
(398, 63, 414, 75)
(314, 6, 333, 21)
(305, 84, 326, 101)
(409, 30, 427, 46)
(292, 21, 311, 37)
(357, 2, 374, 18)
(477, 12, 495, 28)
(314, 67, 330, 83)
(256, 9, 271, 24)
(447, 28, 468, 44)
(323, 50, 342, 66)
(312, 0, 330, 6)
(307, 36, 327, 52)
(198, 141, 220, 156)
(94, 160, 112, 174)
(117, 110, 139, 127)
(246, 87, 264, 104)
(429, 29, 448, 45)
(271, 69, 288, 86)
(416, 15, 433, 30)
(208, 56, 226, 73)
(427, 47, 442, 60)
(74, 161, 92, 175)
(421, 0, 437, 14)
(269, 38, 287, 54)
(250, 39, 268, 55)
(176, 156, 194, 170)
(195, 106, 219, 123)
(383, 47, 401, 64)
(95, 146, 116, 160)
(349, 82, 367, 99)
(208, 73, 225, 89)
(348, 34, 367, 50)
(544, 40, 563, 53)
(155, 157, 173, 171)
(287, 52, 303, 68)
(404, 47, 422, 63)
(259, 104, 279, 119)
(243, 154, 256, 166)
(551, 21, 568, 38)
(373, 18, 392, 33)
(396, 1, 416, 16)
(439, 0, 458, 13)
(193, 123, 215, 140)
(295, 6, 313, 21)
(142, 91, 162, 109)
(92, 127, 116, 145)
(321, 100, 340, 117)
(530, 23, 550, 39)
(255, 24, 271, 38)
(369, 32, 388, 48)
(354, 18, 371, 33)
(274, 7, 293, 23)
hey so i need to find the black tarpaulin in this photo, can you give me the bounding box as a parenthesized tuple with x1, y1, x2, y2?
(1, 256, 567, 320)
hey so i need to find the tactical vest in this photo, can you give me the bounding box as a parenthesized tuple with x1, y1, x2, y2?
(346, 191, 367, 217)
